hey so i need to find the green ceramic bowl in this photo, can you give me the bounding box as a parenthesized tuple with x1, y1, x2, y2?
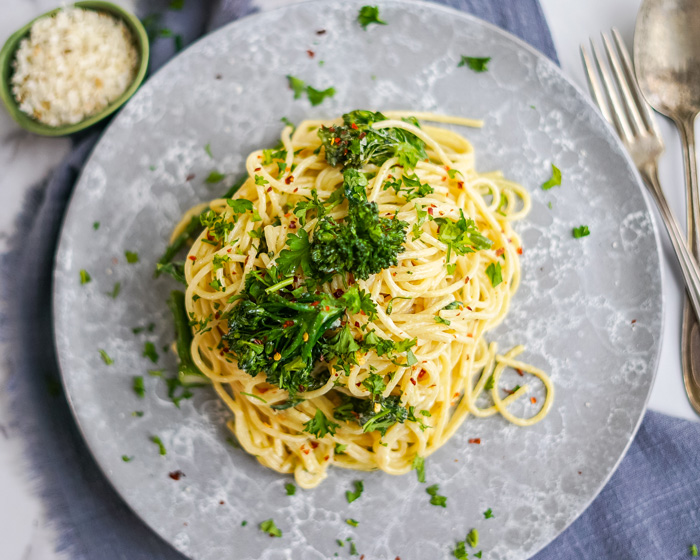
(0, 1, 149, 136)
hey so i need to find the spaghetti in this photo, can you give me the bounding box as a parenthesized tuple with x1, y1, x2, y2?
(167, 111, 553, 488)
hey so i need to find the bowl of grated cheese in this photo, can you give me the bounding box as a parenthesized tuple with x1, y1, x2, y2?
(0, 1, 149, 136)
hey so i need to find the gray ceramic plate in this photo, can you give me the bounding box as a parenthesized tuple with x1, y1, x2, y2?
(53, 1, 664, 559)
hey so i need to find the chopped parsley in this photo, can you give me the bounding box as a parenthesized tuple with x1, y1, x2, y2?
(121, 455, 133, 462)
(426, 484, 447, 507)
(303, 409, 340, 439)
(174, 34, 183, 52)
(483, 507, 494, 519)
(204, 142, 213, 158)
(107, 282, 121, 298)
(240, 391, 267, 403)
(260, 519, 282, 537)
(467, 528, 479, 548)
(412, 455, 426, 483)
(148, 369, 163, 377)
(98, 349, 113, 365)
(150, 435, 166, 455)
(435, 211, 493, 263)
(484, 373, 495, 391)
(454, 540, 468, 560)
(335, 443, 347, 454)
(125, 251, 139, 264)
(93, 221, 100, 230)
(345, 480, 364, 503)
(541, 163, 562, 190)
(345, 518, 359, 527)
(573, 225, 590, 238)
(241, 520, 248, 526)
(205, 171, 226, 184)
(286, 75, 336, 106)
(143, 341, 159, 363)
(307, 85, 336, 106)
(285, 483, 296, 496)
(132, 411, 144, 417)
(434, 316, 450, 326)
(80, 269, 91, 284)
(485, 262, 503, 287)
(458, 56, 491, 72)
(133, 376, 145, 398)
(692, 544, 699, 557)
(169, 0, 184, 10)
(357, 5, 387, 29)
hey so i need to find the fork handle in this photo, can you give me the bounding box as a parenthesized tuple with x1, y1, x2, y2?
(639, 163, 700, 322)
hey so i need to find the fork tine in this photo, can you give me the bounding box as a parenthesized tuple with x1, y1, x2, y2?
(580, 44, 614, 127)
(590, 38, 634, 143)
(601, 31, 647, 136)
(611, 27, 663, 140)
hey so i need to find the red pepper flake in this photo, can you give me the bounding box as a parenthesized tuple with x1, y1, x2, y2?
(468, 438, 481, 444)
(169, 470, 185, 480)
(310, 441, 319, 449)
(427, 207, 434, 215)
(351, 123, 359, 130)
(303, 448, 310, 455)
(356, 382, 362, 387)
(496, 247, 505, 257)
(267, 187, 272, 192)
(254, 167, 261, 171)
(325, 306, 330, 311)
(283, 320, 294, 328)
(310, 301, 319, 307)
(214, 312, 221, 319)
(348, 273, 355, 285)
(324, 455, 330, 461)
(466, 305, 473, 311)
(227, 248, 232, 253)
(441, 176, 446, 181)
(578, 471, 582, 475)
(631, 319, 637, 324)
(530, 397, 537, 404)
(185, 173, 195, 182)
(285, 175, 295, 184)
(219, 500, 225, 505)
(418, 370, 427, 380)
(354, 321, 360, 328)
(517, 247, 523, 255)
(333, 288, 345, 298)
(410, 378, 416, 385)
(516, 368, 524, 377)
(293, 187, 298, 193)
(188, 256, 197, 261)
(465, 277, 470, 284)
(334, 137, 341, 144)
(316, 29, 326, 35)
(306, 49, 315, 58)
(289, 221, 297, 229)
(467, 333, 473, 338)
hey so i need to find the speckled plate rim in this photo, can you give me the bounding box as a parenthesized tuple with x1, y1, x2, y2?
(51, 0, 666, 558)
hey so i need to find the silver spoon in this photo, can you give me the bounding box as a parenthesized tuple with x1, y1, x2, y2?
(634, 0, 700, 414)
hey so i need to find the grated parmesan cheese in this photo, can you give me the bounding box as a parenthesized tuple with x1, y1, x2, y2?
(11, 7, 139, 127)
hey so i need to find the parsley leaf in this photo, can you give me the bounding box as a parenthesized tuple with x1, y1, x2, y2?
(133, 376, 145, 398)
(276, 230, 312, 276)
(307, 85, 336, 106)
(454, 540, 468, 560)
(345, 480, 364, 503)
(458, 56, 491, 72)
(483, 507, 494, 519)
(260, 519, 282, 537)
(204, 143, 213, 158)
(285, 483, 296, 496)
(486, 262, 503, 287)
(121, 455, 133, 462)
(303, 409, 340, 439)
(426, 484, 447, 507)
(345, 518, 359, 527)
(205, 171, 226, 184)
(287, 75, 306, 99)
(125, 251, 139, 264)
(434, 316, 450, 326)
(143, 341, 159, 363)
(93, 221, 100, 230)
(691, 544, 699, 557)
(107, 282, 121, 298)
(335, 443, 347, 454)
(435, 211, 493, 262)
(99, 349, 113, 365)
(357, 5, 387, 29)
(467, 528, 479, 548)
(541, 163, 562, 190)
(573, 225, 590, 238)
(412, 455, 426, 483)
(150, 435, 166, 455)
(484, 373, 495, 391)
(80, 269, 91, 284)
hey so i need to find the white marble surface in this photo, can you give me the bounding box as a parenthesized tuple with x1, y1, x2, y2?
(0, 0, 697, 559)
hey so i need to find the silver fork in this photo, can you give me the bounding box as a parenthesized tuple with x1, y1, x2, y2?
(581, 29, 700, 322)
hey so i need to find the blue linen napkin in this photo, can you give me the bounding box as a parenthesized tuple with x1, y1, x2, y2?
(3, 1, 692, 559)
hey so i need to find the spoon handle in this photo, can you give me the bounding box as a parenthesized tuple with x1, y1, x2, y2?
(679, 113, 700, 405)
